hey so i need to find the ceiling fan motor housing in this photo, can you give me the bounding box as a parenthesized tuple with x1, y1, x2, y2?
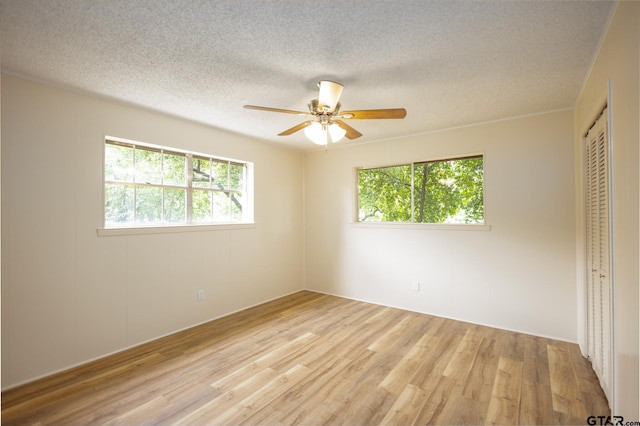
(308, 99, 341, 117)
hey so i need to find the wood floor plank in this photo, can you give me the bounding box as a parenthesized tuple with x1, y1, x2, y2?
(443, 325, 485, 381)
(414, 375, 465, 425)
(484, 356, 523, 425)
(519, 379, 555, 425)
(566, 341, 611, 416)
(379, 333, 440, 395)
(337, 386, 397, 426)
(461, 332, 500, 403)
(240, 355, 354, 425)
(410, 332, 463, 389)
(210, 331, 318, 393)
(547, 344, 587, 419)
(367, 312, 420, 352)
(103, 395, 169, 426)
(2, 351, 164, 411)
(451, 396, 487, 425)
(523, 336, 552, 385)
(279, 349, 380, 424)
(1, 290, 609, 426)
(297, 305, 407, 371)
(494, 330, 526, 361)
(153, 381, 222, 425)
(174, 367, 279, 425)
(208, 364, 311, 425)
(379, 384, 429, 425)
(269, 300, 386, 372)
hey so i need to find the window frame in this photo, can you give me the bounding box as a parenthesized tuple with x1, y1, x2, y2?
(100, 136, 254, 235)
(354, 154, 489, 229)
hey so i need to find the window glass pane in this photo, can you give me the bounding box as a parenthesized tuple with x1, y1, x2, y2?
(105, 184, 134, 224)
(105, 143, 133, 182)
(412, 162, 443, 223)
(358, 157, 483, 224)
(163, 152, 186, 186)
(452, 157, 484, 223)
(192, 157, 211, 188)
(104, 139, 252, 228)
(164, 188, 186, 223)
(135, 186, 162, 223)
(413, 157, 483, 224)
(229, 163, 245, 192)
(212, 191, 230, 221)
(212, 161, 229, 189)
(192, 189, 212, 222)
(358, 165, 412, 222)
(230, 192, 244, 221)
(135, 148, 162, 184)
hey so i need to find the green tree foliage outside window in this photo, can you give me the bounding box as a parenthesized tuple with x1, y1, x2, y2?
(358, 156, 484, 224)
(104, 140, 248, 227)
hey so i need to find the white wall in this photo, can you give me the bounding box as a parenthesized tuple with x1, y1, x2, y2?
(1, 74, 304, 388)
(574, 1, 639, 418)
(3, 15, 637, 415)
(304, 109, 577, 342)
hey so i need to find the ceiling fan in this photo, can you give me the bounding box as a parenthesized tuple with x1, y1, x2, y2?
(243, 81, 407, 145)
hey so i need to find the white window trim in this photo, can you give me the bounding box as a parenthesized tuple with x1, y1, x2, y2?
(97, 223, 257, 237)
(100, 136, 254, 234)
(350, 222, 490, 231)
(355, 153, 486, 226)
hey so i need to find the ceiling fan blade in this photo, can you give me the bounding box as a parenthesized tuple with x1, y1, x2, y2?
(243, 105, 310, 116)
(334, 120, 363, 139)
(278, 120, 315, 136)
(340, 108, 407, 119)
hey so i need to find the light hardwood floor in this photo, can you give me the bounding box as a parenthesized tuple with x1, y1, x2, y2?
(2, 291, 609, 425)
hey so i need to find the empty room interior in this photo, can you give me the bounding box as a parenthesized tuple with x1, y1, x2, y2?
(1, 1, 638, 424)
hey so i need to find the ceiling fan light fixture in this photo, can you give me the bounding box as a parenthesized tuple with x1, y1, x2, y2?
(317, 80, 343, 112)
(329, 122, 347, 143)
(304, 122, 325, 145)
(304, 122, 346, 145)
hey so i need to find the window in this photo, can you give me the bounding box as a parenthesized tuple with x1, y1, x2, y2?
(104, 138, 252, 228)
(357, 155, 484, 224)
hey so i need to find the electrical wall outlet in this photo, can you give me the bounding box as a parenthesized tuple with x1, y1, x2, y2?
(197, 289, 205, 301)
(411, 281, 420, 292)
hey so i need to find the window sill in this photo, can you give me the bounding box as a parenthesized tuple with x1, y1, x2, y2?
(97, 223, 257, 237)
(350, 222, 491, 231)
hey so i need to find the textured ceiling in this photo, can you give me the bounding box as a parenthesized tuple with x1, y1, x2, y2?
(0, 0, 615, 149)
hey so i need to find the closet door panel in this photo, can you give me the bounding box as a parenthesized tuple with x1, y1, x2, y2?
(584, 108, 612, 403)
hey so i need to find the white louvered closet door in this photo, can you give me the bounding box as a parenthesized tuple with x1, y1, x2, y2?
(584, 107, 612, 402)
